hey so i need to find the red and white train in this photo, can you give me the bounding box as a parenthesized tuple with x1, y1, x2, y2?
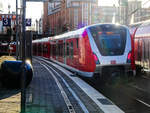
(33, 24, 133, 78)
(129, 20, 150, 72)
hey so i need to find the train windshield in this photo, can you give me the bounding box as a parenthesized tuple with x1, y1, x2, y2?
(89, 25, 126, 56)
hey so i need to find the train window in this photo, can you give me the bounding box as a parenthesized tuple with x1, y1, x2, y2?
(56, 44, 59, 57)
(149, 41, 150, 60)
(67, 42, 69, 56)
(64, 42, 65, 58)
(52, 45, 54, 56)
(89, 25, 126, 56)
(43, 44, 47, 54)
(59, 44, 61, 56)
(52, 45, 56, 56)
(40, 44, 42, 54)
(137, 40, 140, 61)
(145, 41, 148, 60)
(59, 43, 63, 56)
(38, 44, 41, 54)
(71, 41, 74, 58)
(143, 41, 146, 61)
(76, 38, 78, 48)
(58, 44, 60, 56)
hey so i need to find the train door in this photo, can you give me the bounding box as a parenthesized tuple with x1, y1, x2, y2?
(142, 40, 146, 68)
(148, 40, 150, 69)
(70, 39, 74, 68)
(48, 42, 50, 59)
(50, 41, 53, 58)
(146, 39, 149, 69)
(64, 39, 66, 64)
(51, 41, 56, 60)
(142, 40, 144, 68)
(74, 38, 79, 69)
(56, 40, 58, 61)
(66, 39, 70, 66)
(144, 39, 148, 69)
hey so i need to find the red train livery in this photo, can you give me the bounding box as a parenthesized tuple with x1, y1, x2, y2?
(33, 24, 133, 78)
(129, 20, 150, 72)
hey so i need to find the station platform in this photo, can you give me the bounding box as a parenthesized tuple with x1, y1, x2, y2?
(0, 57, 124, 113)
(25, 58, 124, 113)
(26, 59, 101, 113)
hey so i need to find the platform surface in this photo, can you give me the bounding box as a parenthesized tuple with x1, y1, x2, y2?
(0, 58, 123, 113)
(25, 59, 107, 113)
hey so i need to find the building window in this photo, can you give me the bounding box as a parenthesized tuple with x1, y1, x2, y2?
(74, 9, 78, 29)
(82, 3, 88, 26)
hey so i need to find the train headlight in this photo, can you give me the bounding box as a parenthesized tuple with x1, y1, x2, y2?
(93, 53, 100, 64)
(127, 51, 131, 63)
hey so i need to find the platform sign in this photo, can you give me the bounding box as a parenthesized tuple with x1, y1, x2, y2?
(3, 18, 11, 26)
(26, 18, 31, 26)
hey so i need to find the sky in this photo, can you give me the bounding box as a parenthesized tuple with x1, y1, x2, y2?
(1, 0, 43, 21)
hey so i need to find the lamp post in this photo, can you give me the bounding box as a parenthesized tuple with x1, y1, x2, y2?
(16, 0, 19, 60)
(21, 0, 26, 112)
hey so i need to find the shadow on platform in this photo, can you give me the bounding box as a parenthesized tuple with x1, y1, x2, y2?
(0, 88, 20, 100)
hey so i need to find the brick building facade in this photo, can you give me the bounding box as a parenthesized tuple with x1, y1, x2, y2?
(43, 0, 98, 35)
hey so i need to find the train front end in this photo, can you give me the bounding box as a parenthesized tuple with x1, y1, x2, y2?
(87, 24, 133, 78)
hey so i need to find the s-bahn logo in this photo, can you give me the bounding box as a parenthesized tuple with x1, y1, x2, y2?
(3, 18, 11, 26)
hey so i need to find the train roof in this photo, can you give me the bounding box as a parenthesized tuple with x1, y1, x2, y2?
(33, 23, 129, 43)
(129, 22, 143, 28)
(51, 23, 128, 40)
(32, 37, 49, 43)
(139, 19, 150, 27)
(51, 27, 86, 41)
(129, 19, 150, 28)
(134, 19, 150, 37)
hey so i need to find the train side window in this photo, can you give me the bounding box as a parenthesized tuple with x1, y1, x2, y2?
(71, 41, 74, 58)
(64, 42, 65, 58)
(138, 40, 141, 61)
(52, 45, 56, 56)
(59, 44, 61, 56)
(67, 42, 69, 56)
(76, 38, 78, 48)
(144, 41, 146, 61)
(149, 41, 150, 60)
(60, 43, 63, 56)
(52, 45, 54, 56)
(57, 44, 60, 56)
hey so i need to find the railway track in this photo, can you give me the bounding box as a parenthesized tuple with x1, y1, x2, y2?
(89, 74, 150, 113)
(34, 59, 86, 113)
(35, 57, 150, 113)
(35, 57, 124, 113)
